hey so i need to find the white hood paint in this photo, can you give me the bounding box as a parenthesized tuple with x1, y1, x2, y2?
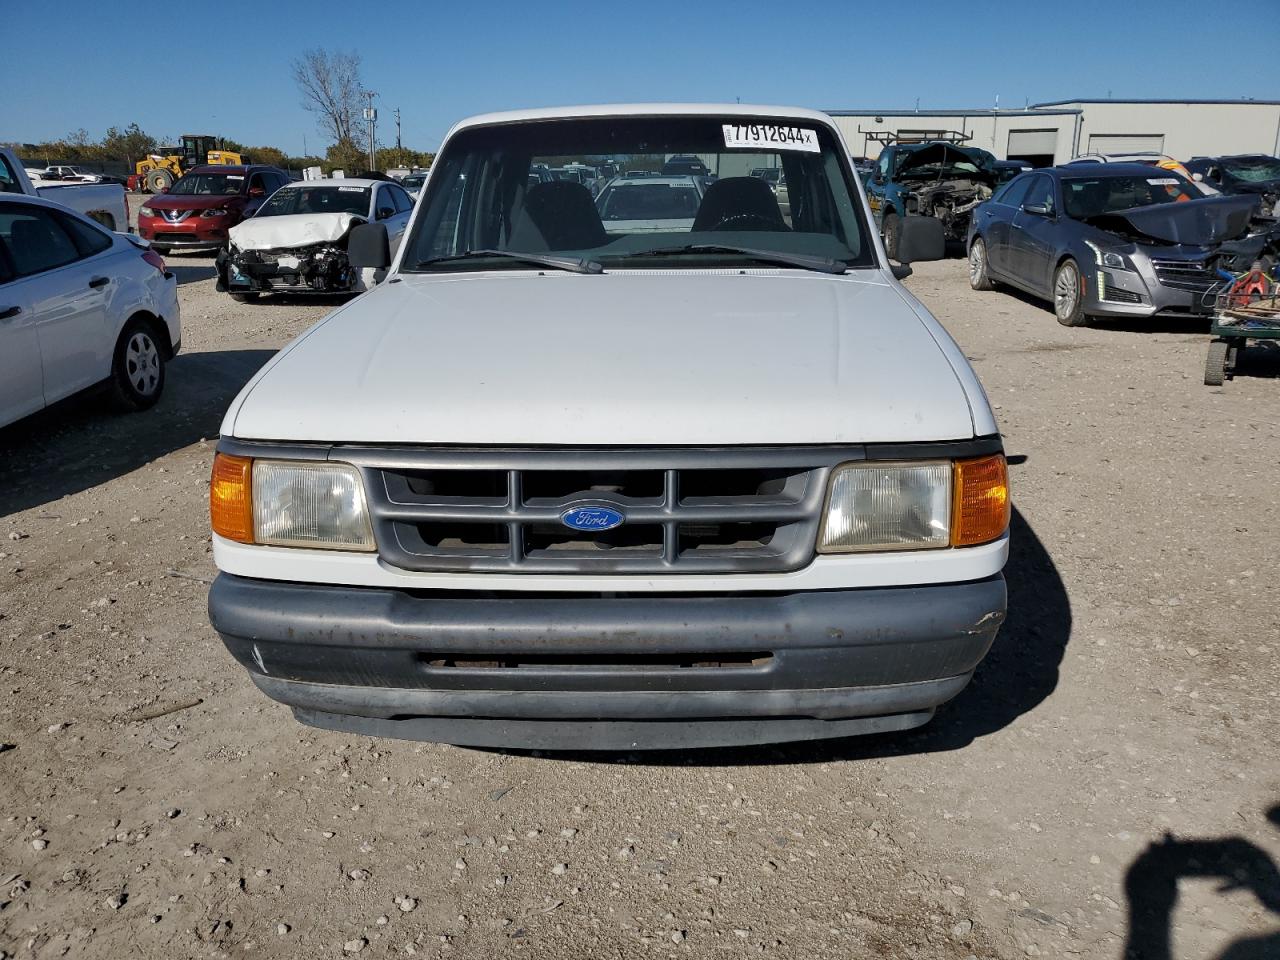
(229, 213, 364, 251)
(225, 270, 983, 446)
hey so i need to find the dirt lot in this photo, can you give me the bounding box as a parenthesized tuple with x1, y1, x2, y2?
(2, 214, 1278, 959)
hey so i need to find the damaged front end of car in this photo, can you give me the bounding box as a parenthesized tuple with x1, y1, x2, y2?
(217, 211, 371, 298)
(897, 144, 996, 242)
(218, 243, 360, 295)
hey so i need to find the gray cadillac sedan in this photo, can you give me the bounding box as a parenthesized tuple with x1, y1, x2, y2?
(966, 163, 1266, 326)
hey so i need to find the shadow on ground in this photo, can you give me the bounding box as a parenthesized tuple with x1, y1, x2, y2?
(0, 349, 274, 517)
(1122, 804, 1280, 960)
(520, 506, 1071, 766)
(169, 264, 217, 285)
(1227, 339, 1280, 381)
(989, 282, 1212, 336)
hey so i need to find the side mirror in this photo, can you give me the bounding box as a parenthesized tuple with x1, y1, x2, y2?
(377, 206, 396, 221)
(892, 215, 945, 264)
(348, 222, 390, 269)
(1023, 202, 1051, 217)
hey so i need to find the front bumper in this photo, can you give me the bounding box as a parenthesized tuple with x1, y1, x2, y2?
(139, 217, 232, 249)
(209, 572, 1006, 749)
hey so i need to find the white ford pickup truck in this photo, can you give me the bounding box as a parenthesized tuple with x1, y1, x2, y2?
(208, 104, 1010, 750)
(1, 148, 130, 233)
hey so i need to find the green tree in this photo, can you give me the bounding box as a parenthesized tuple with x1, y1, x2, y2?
(101, 123, 157, 167)
(244, 145, 289, 168)
(325, 137, 365, 174)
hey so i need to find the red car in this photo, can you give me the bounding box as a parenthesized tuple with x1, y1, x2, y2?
(137, 165, 290, 254)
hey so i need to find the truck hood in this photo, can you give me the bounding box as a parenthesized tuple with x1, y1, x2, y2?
(226, 272, 978, 445)
(1084, 194, 1258, 246)
(229, 212, 364, 251)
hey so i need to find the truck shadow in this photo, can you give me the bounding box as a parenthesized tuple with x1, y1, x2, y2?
(0, 349, 274, 518)
(1122, 804, 1280, 960)
(532, 506, 1071, 766)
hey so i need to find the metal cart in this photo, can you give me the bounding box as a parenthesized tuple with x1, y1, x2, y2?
(1203, 284, 1280, 386)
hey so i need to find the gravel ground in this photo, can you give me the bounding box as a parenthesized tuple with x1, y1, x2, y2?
(1, 207, 1278, 959)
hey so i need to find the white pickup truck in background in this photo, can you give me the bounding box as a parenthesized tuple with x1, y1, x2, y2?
(1, 147, 130, 232)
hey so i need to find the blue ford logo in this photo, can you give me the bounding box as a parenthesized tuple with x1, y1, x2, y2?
(560, 504, 625, 532)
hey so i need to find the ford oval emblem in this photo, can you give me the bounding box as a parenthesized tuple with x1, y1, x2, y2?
(560, 504, 625, 532)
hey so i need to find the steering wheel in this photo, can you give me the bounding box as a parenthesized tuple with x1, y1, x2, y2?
(713, 212, 778, 232)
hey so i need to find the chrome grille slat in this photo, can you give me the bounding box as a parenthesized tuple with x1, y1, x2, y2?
(1151, 258, 1216, 293)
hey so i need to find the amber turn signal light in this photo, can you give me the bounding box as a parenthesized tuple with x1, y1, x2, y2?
(210, 453, 254, 544)
(951, 454, 1009, 547)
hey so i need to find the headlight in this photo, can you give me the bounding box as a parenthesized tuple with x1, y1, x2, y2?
(820, 461, 952, 552)
(200, 208, 229, 218)
(210, 454, 375, 551)
(818, 455, 1008, 553)
(1084, 240, 1129, 271)
(138, 205, 155, 217)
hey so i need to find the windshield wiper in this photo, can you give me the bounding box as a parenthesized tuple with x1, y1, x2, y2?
(413, 249, 603, 274)
(620, 244, 847, 275)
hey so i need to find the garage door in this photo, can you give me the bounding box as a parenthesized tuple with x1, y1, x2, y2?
(1007, 129, 1058, 156)
(1087, 134, 1165, 155)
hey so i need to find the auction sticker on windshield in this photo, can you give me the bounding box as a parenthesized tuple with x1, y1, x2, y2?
(723, 124, 820, 153)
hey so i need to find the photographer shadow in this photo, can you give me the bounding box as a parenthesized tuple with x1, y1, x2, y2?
(1124, 805, 1280, 960)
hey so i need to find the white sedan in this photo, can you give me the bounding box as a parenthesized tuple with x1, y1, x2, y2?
(0, 194, 181, 429)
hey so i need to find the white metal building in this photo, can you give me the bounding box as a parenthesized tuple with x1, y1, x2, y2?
(827, 99, 1280, 167)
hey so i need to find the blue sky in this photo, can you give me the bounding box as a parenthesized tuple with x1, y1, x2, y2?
(6, 0, 1276, 155)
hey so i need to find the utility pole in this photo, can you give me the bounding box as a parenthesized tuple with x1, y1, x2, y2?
(362, 90, 378, 173)
(394, 108, 402, 168)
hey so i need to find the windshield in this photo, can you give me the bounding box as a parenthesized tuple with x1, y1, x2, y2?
(402, 176, 426, 189)
(256, 186, 371, 217)
(1062, 174, 1200, 219)
(168, 173, 245, 196)
(402, 115, 873, 272)
(1222, 156, 1280, 183)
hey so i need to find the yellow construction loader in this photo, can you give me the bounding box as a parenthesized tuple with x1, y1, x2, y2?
(135, 135, 244, 192)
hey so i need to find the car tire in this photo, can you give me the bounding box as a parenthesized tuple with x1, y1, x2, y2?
(230, 292, 259, 303)
(108, 318, 166, 412)
(1053, 258, 1090, 327)
(968, 237, 994, 290)
(882, 212, 901, 261)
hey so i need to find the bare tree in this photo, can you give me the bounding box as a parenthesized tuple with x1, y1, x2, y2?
(292, 49, 364, 146)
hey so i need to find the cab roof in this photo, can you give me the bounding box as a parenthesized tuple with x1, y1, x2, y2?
(448, 103, 836, 134)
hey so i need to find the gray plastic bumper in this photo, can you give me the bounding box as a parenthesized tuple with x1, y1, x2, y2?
(209, 573, 1006, 749)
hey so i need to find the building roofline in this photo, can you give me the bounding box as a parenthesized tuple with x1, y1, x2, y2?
(1032, 98, 1280, 107)
(825, 108, 1081, 118)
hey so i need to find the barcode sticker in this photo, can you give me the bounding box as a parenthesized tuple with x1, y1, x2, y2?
(722, 124, 820, 153)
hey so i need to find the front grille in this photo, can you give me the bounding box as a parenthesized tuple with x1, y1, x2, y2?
(347, 447, 849, 575)
(161, 209, 192, 223)
(1152, 258, 1216, 293)
(155, 232, 198, 243)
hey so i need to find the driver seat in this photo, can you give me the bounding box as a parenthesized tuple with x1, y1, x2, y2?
(692, 176, 787, 232)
